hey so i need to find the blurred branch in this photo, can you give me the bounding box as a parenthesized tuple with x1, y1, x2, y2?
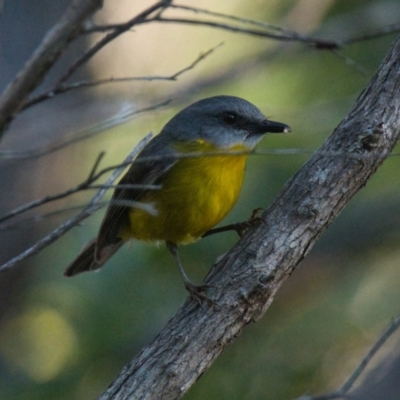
(56, 1, 169, 85)
(0, 133, 152, 274)
(169, 3, 302, 35)
(88, 3, 400, 50)
(98, 36, 400, 400)
(0, 147, 159, 225)
(164, 4, 400, 48)
(1, 0, 398, 140)
(151, 16, 338, 49)
(0, 197, 160, 232)
(0, 184, 159, 229)
(0, 100, 169, 160)
(86, 3, 337, 48)
(4, 145, 400, 230)
(0, 0, 103, 136)
(24, 44, 221, 111)
(296, 315, 400, 400)
(343, 22, 400, 45)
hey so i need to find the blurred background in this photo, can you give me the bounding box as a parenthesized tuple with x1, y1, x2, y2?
(1, 1, 400, 399)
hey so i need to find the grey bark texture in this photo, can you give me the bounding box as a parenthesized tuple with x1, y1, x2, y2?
(98, 36, 400, 400)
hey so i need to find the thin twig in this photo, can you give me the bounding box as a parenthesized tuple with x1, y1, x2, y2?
(151, 17, 338, 49)
(169, 3, 309, 37)
(0, 153, 108, 224)
(0, 133, 153, 274)
(87, 183, 161, 190)
(0, 195, 160, 232)
(0, 100, 169, 160)
(0, 177, 160, 226)
(0, 0, 103, 134)
(23, 44, 221, 110)
(343, 22, 400, 45)
(0, 135, 163, 225)
(56, 1, 167, 85)
(2, 143, 399, 233)
(84, 5, 400, 49)
(87, 151, 106, 181)
(86, 4, 337, 49)
(296, 315, 400, 400)
(4, 142, 400, 224)
(331, 49, 368, 77)
(85, 4, 298, 37)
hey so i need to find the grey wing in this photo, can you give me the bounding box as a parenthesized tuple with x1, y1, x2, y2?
(94, 150, 177, 262)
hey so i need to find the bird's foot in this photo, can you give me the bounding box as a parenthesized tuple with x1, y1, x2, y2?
(233, 208, 267, 237)
(184, 281, 218, 309)
(202, 208, 266, 239)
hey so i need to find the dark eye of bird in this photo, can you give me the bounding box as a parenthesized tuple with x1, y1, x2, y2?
(222, 113, 237, 125)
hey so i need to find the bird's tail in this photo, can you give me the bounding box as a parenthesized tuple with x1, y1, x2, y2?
(64, 238, 124, 277)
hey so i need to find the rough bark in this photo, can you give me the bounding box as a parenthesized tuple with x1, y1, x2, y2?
(99, 36, 400, 400)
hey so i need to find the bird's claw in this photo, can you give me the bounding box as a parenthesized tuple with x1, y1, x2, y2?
(184, 282, 218, 309)
(233, 210, 267, 237)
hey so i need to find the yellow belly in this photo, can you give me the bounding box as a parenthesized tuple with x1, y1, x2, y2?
(124, 147, 248, 244)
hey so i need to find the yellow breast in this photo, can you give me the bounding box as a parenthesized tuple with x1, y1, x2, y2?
(124, 142, 249, 244)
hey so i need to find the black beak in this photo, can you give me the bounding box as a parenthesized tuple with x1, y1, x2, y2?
(249, 119, 291, 135)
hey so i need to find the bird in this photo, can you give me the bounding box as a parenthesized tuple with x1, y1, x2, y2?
(64, 95, 290, 301)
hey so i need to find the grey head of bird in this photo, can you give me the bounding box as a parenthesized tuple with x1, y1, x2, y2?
(160, 95, 290, 150)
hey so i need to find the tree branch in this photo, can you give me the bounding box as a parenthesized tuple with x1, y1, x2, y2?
(98, 36, 400, 400)
(152, 16, 338, 49)
(0, 134, 152, 274)
(2, 0, 396, 140)
(56, 0, 169, 85)
(0, 150, 159, 225)
(0, 0, 103, 135)
(296, 314, 400, 400)
(0, 100, 169, 160)
(23, 43, 221, 111)
(343, 22, 400, 45)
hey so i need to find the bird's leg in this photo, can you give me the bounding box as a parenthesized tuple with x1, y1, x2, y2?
(202, 208, 267, 238)
(166, 241, 214, 306)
